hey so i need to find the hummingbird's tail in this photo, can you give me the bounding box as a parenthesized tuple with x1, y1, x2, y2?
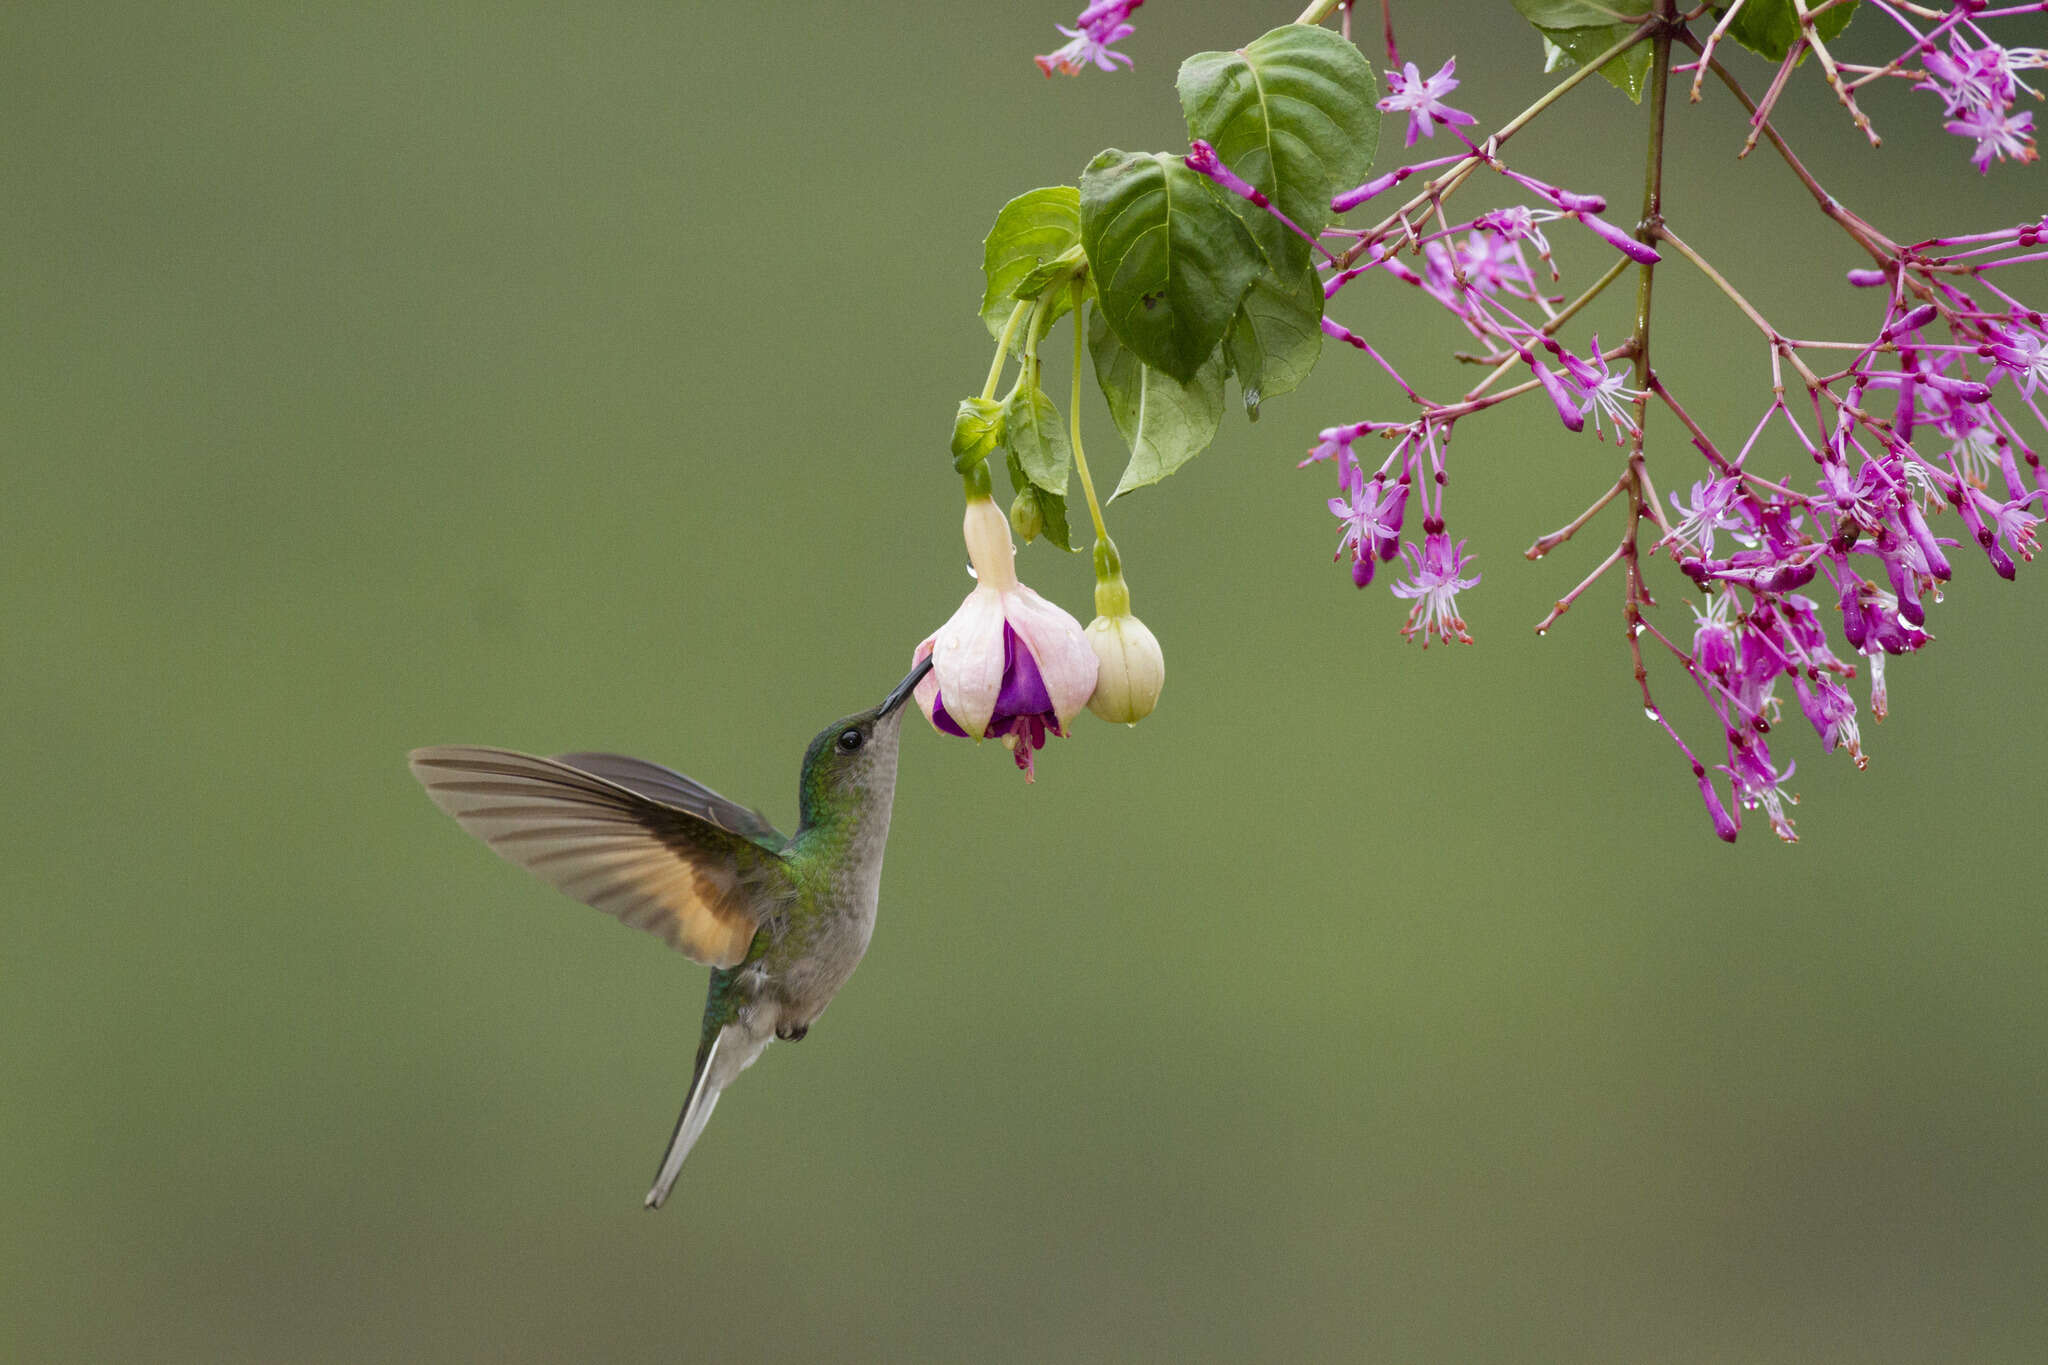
(644, 1022, 767, 1209)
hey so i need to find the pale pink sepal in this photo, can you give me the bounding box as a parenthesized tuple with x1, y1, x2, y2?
(1002, 584, 1098, 728)
(916, 583, 1007, 740)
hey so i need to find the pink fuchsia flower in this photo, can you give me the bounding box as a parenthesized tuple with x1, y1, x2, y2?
(1390, 530, 1481, 645)
(912, 498, 1098, 780)
(1377, 57, 1478, 148)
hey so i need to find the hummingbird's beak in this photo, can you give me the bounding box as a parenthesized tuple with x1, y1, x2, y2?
(878, 655, 935, 719)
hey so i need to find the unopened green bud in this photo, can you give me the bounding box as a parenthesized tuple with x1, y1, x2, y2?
(1010, 489, 1044, 543)
(950, 396, 1004, 474)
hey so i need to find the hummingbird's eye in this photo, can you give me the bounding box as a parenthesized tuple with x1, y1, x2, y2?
(837, 728, 864, 752)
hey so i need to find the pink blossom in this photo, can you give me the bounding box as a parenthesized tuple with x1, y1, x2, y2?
(912, 499, 1098, 780)
(1377, 57, 1478, 148)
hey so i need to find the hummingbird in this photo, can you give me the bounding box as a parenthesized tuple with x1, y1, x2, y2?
(406, 656, 932, 1209)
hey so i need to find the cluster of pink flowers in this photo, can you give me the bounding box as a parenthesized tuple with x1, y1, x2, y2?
(1194, 37, 2044, 837)
(1015, 4, 2043, 832)
(1892, 7, 2046, 171)
(1696, 0, 2048, 173)
(1648, 219, 2047, 836)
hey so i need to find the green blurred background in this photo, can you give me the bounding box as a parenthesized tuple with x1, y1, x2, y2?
(5, 3, 2044, 1360)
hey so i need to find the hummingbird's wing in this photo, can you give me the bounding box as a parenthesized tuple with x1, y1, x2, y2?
(408, 746, 792, 969)
(551, 751, 780, 847)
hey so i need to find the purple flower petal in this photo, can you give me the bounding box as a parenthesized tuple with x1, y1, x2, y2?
(991, 622, 1054, 723)
(927, 691, 971, 738)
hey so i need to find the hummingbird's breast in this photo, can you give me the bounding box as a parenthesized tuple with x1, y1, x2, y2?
(765, 808, 893, 1030)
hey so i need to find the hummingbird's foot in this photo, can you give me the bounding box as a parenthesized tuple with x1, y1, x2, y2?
(776, 1023, 809, 1043)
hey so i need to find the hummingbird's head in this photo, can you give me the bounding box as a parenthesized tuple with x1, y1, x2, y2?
(796, 656, 934, 826)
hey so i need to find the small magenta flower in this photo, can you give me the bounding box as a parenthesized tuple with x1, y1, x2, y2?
(1942, 406, 2004, 487)
(1184, 140, 1260, 203)
(1954, 483, 2043, 579)
(1987, 323, 2048, 397)
(1186, 140, 1325, 254)
(1945, 105, 2037, 172)
(1573, 210, 1662, 264)
(1529, 356, 1586, 433)
(1035, 0, 1142, 77)
(1377, 57, 1478, 148)
(1921, 35, 2015, 116)
(1331, 167, 1417, 213)
(1918, 33, 2044, 122)
(1390, 530, 1481, 645)
(1420, 230, 1539, 318)
(1667, 477, 1742, 558)
(1330, 468, 1409, 587)
(1722, 739, 1799, 843)
(1836, 577, 1930, 657)
(912, 498, 1098, 780)
(1691, 591, 1740, 677)
(1553, 336, 1644, 438)
(1793, 672, 1864, 768)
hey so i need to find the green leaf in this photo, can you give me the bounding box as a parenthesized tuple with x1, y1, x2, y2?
(1013, 244, 1088, 301)
(1004, 453, 1075, 552)
(1088, 306, 1225, 500)
(1511, 0, 1653, 102)
(1080, 149, 1263, 385)
(1511, 0, 1645, 23)
(1224, 266, 1324, 420)
(1001, 383, 1070, 497)
(1712, 0, 1857, 63)
(1176, 24, 1380, 276)
(1008, 245, 1093, 342)
(981, 187, 1082, 343)
(950, 396, 1004, 474)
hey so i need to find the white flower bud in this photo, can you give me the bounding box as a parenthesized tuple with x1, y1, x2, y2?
(1084, 611, 1164, 724)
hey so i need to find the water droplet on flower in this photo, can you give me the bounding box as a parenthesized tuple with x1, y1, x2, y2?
(1534, 625, 1547, 637)
(1631, 622, 1645, 636)
(1644, 706, 1661, 722)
